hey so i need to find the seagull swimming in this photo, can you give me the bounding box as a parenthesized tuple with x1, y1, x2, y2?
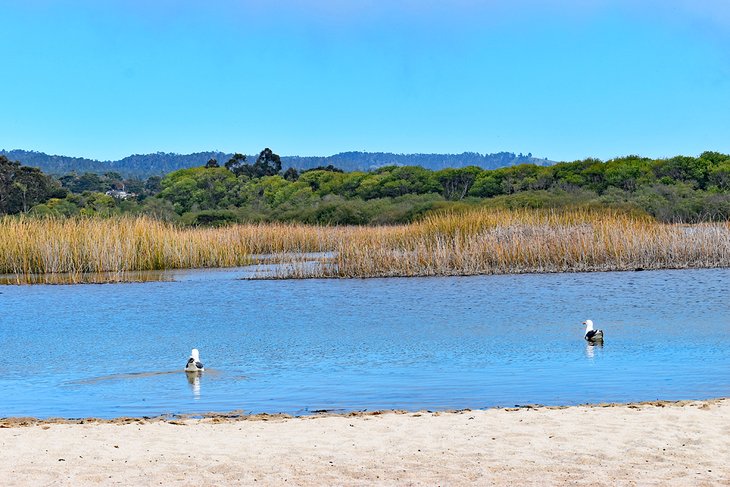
(185, 348, 205, 372)
(582, 320, 604, 343)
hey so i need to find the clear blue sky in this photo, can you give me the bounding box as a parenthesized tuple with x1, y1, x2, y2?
(1, 0, 729, 161)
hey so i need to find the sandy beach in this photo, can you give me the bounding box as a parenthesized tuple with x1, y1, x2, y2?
(2, 399, 729, 486)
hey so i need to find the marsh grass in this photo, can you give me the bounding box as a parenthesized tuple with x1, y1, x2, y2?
(0, 216, 335, 281)
(261, 208, 730, 278)
(1, 209, 729, 283)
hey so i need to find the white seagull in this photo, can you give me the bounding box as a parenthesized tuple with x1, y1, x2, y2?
(185, 348, 205, 372)
(582, 320, 604, 343)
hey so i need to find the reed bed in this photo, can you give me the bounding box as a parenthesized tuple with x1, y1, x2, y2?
(1, 209, 729, 283)
(261, 208, 730, 279)
(0, 216, 337, 281)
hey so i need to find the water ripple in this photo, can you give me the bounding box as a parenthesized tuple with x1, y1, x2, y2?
(0, 268, 728, 418)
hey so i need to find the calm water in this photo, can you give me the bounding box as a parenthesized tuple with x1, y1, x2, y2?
(1, 268, 728, 418)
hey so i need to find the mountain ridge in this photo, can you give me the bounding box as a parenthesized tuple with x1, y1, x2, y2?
(1, 149, 555, 179)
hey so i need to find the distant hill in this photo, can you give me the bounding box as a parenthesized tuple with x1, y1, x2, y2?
(0, 150, 232, 178)
(284, 152, 555, 173)
(1, 149, 555, 179)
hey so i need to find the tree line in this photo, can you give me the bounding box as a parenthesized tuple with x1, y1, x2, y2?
(2, 149, 729, 225)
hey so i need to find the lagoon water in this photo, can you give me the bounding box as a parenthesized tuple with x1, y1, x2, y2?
(1, 268, 728, 418)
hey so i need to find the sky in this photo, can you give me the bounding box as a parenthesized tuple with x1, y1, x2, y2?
(1, 0, 729, 161)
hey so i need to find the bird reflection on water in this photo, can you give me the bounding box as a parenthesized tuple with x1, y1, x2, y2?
(186, 371, 202, 399)
(585, 341, 604, 360)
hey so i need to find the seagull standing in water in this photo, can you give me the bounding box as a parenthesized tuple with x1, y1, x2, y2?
(582, 320, 604, 343)
(185, 348, 205, 372)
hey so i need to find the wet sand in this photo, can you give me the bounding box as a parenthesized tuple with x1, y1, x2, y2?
(1, 399, 729, 486)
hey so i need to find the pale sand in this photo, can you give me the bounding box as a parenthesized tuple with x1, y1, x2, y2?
(2, 400, 729, 486)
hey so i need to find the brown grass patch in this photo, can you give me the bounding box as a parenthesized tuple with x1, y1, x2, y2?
(1, 208, 729, 283)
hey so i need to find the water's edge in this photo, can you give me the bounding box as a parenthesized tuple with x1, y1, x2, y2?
(2, 397, 727, 424)
(2, 262, 729, 285)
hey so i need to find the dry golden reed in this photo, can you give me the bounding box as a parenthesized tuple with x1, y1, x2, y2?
(267, 208, 730, 278)
(0, 216, 335, 280)
(1, 208, 729, 283)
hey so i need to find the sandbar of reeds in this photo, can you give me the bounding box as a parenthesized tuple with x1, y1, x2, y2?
(262, 208, 730, 278)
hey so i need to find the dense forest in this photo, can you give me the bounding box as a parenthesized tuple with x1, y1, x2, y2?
(1, 149, 552, 178)
(1, 150, 729, 225)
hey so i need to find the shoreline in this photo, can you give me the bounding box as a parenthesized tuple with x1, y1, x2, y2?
(2, 397, 727, 426)
(3, 398, 728, 485)
(2, 262, 729, 286)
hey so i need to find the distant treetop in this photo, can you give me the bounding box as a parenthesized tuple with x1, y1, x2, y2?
(1, 149, 555, 179)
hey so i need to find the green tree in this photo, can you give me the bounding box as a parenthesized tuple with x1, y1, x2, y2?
(58, 172, 106, 193)
(145, 176, 163, 194)
(436, 167, 481, 200)
(709, 162, 730, 191)
(0, 155, 65, 214)
(225, 148, 282, 179)
(238, 176, 315, 209)
(469, 172, 503, 197)
(282, 167, 299, 181)
(224, 153, 248, 176)
(654, 155, 710, 188)
(604, 156, 655, 192)
(252, 148, 282, 177)
(104, 172, 124, 186)
(379, 166, 440, 197)
(141, 198, 178, 222)
(159, 167, 239, 213)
